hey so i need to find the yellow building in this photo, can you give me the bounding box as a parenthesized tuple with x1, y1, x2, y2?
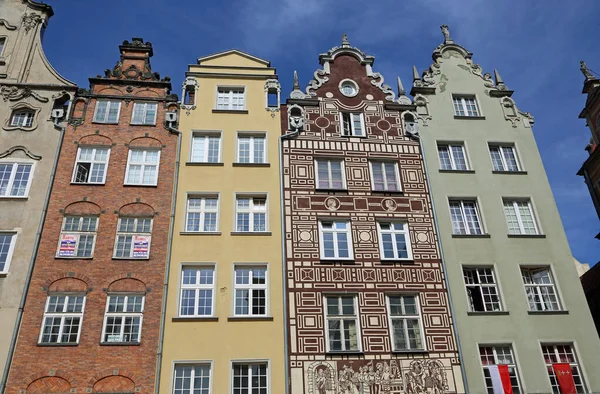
(158, 50, 284, 394)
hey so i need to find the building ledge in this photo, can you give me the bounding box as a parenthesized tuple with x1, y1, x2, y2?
(179, 231, 221, 236)
(391, 349, 428, 354)
(227, 316, 273, 321)
(100, 342, 141, 346)
(507, 234, 546, 238)
(453, 115, 486, 120)
(492, 170, 528, 175)
(172, 317, 219, 322)
(212, 109, 248, 114)
(230, 231, 272, 236)
(0, 273, 7, 278)
(232, 162, 271, 167)
(451, 234, 491, 238)
(315, 188, 349, 193)
(185, 162, 224, 166)
(439, 169, 475, 174)
(320, 259, 355, 264)
(37, 342, 78, 347)
(0, 196, 29, 200)
(528, 310, 569, 315)
(467, 311, 510, 316)
(370, 190, 404, 195)
(380, 259, 415, 264)
(325, 351, 364, 356)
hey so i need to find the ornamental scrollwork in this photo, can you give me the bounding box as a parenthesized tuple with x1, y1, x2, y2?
(306, 68, 329, 96)
(370, 72, 396, 102)
(0, 19, 17, 30)
(0, 85, 49, 102)
(22, 13, 42, 33)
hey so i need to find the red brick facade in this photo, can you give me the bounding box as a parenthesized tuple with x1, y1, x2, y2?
(5, 39, 178, 394)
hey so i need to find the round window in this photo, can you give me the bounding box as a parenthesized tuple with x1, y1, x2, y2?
(339, 79, 359, 97)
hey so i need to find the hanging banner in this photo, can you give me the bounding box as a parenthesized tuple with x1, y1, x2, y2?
(552, 364, 577, 394)
(488, 365, 513, 394)
(58, 234, 77, 257)
(132, 235, 149, 258)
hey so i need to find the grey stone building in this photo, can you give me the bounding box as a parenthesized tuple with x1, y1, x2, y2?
(0, 0, 76, 385)
(413, 26, 600, 393)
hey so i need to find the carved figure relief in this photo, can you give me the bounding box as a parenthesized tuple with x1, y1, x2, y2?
(0, 86, 48, 102)
(22, 13, 42, 33)
(288, 104, 305, 131)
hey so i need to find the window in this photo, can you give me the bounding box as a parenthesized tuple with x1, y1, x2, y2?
(72, 147, 110, 184)
(339, 80, 358, 97)
(39, 295, 85, 344)
(377, 222, 412, 260)
(315, 159, 345, 189)
(57, 216, 98, 258)
(191, 133, 221, 163)
(503, 199, 539, 235)
(479, 345, 522, 394)
(125, 149, 160, 186)
(489, 145, 520, 172)
(216, 87, 245, 110)
(183, 85, 196, 106)
(232, 363, 268, 394)
(113, 217, 152, 259)
(235, 196, 267, 232)
(452, 95, 480, 117)
(10, 109, 34, 128)
(131, 102, 158, 125)
(173, 364, 211, 394)
(237, 135, 266, 164)
(387, 295, 424, 351)
(93, 100, 121, 123)
(0, 38, 5, 56)
(180, 267, 214, 317)
(0, 162, 33, 196)
(319, 221, 352, 260)
(341, 113, 365, 136)
(185, 196, 218, 232)
(325, 295, 359, 352)
(370, 161, 401, 192)
(521, 267, 561, 311)
(541, 344, 586, 394)
(463, 267, 502, 312)
(102, 295, 144, 343)
(449, 199, 483, 235)
(0, 233, 17, 273)
(438, 143, 469, 170)
(234, 266, 267, 316)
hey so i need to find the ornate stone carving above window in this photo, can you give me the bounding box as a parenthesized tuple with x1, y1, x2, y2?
(21, 13, 42, 34)
(264, 78, 281, 117)
(0, 85, 49, 102)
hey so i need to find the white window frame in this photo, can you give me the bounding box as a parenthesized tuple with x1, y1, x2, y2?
(341, 113, 366, 137)
(452, 95, 480, 117)
(463, 266, 503, 312)
(369, 161, 402, 192)
(541, 343, 587, 394)
(449, 199, 484, 235)
(0, 37, 5, 57)
(437, 143, 469, 171)
(503, 199, 539, 235)
(190, 131, 222, 163)
(10, 109, 35, 128)
(93, 100, 121, 124)
(315, 159, 346, 190)
(38, 294, 86, 344)
(319, 220, 353, 260)
(101, 294, 144, 343)
(172, 362, 213, 394)
(234, 195, 268, 233)
(56, 216, 99, 258)
(71, 147, 110, 184)
(113, 217, 153, 259)
(377, 222, 412, 260)
(231, 361, 269, 394)
(0, 232, 17, 274)
(520, 266, 562, 311)
(489, 144, 521, 172)
(0, 161, 35, 197)
(179, 265, 215, 317)
(131, 102, 158, 125)
(215, 86, 246, 111)
(478, 345, 523, 394)
(233, 265, 268, 317)
(124, 149, 161, 186)
(236, 133, 267, 164)
(185, 195, 219, 232)
(324, 295, 361, 352)
(386, 294, 426, 351)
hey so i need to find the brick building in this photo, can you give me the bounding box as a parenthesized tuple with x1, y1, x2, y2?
(4, 38, 178, 394)
(280, 36, 464, 394)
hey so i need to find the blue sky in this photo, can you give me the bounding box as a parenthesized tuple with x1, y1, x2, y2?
(40, 0, 600, 265)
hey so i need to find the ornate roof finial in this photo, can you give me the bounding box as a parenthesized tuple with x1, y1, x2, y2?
(412, 65, 421, 81)
(440, 24, 453, 44)
(493, 69, 508, 90)
(581, 60, 595, 80)
(397, 76, 406, 95)
(293, 70, 300, 90)
(342, 33, 350, 47)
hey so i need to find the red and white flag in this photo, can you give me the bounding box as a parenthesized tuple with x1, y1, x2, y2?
(552, 364, 577, 394)
(488, 365, 513, 394)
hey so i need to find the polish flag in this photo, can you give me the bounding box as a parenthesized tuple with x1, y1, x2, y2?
(488, 365, 513, 394)
(552, 364, 577, 394)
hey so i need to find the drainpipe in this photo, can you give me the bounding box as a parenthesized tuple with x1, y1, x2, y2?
(416, 134, 470, 394)
(0, 119, 67, 394)
(154, 123, 181, 394)
(279, 128, 299, 394)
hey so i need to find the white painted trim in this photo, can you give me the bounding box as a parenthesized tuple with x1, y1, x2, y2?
(189, 130, 223, 163)
(177, 263, 217, 318)
(71, 146, 111, 184)
(124, 148, 161, 186)
(0, 232, 18, 274)
(376, 221, 413, 260)
(170, 360, 215, 394)
(0, 159, 36, 198)
(233, 192, 270, 232)
(314, 158, 347, 190)
(318, 219, 354, 260)
(322, 294, 361, 352)
(235, 131, 268, 164)
(231, 263, 270, 317)
(385, 293, 427, 351)
(184, 192, 220, 232)
(229, 359, 271, 394)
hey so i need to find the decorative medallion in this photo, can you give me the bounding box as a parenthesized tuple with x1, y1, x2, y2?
(339, 79, 359, 97)
(324, 197, 340, 211)
(365, 94, 374, 100)
(376, 119, 391, 132)
(314, 116, 330, 129)
(382, 198, 397, 212)
(299, 231, 312, 242)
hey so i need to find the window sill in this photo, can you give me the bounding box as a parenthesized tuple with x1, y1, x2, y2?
(212, 109, 248, 114)
(227, 316, 273, 321)
(453, 115, 486, 120)
(172, 317, 219, 322)
(341, 135, 367, 139)
(100, 341, 141, 346)
(232, 163, 271, 167)
(70, 182, 106, 186)
(380, 259, 414, 264)
(185, 162, 224, 167)
(528, 310, 569, 315)
(467, 311, 510, 316)
(0, 196, 29, 200)
(315, 188, 348, 193)
(320, 259, 355, 264)
(0, 272, 8, 278)
(370, 190, 404, 194)
(451, 234, 491, 238)
(507, 234, 546, 238)
(439, 169, 475, 174)
(492, 170, 528, 175)
(180, 231, 221, 236)
(391, 349, 428, 354)
(230, 231, 272, 236)
(112, 257, 150, 261)
(92, 121, 119, 125)
(123, 184, 158, 187)
(325, 351, 364, 355)
(38, 342, 79, 347)
(129, 123, 157, 126)
(55, 256, 94, 260)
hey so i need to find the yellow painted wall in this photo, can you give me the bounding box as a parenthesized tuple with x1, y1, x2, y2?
(159, 51, 285, 394)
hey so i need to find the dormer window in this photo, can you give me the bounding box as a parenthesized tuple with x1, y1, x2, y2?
(341, 113, 365, 137)
(339, 79, 359, 98)
(10, 110, 34, 128)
